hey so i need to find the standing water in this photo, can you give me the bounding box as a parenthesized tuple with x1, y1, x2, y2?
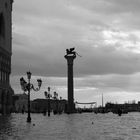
(0, 112, 140, 140)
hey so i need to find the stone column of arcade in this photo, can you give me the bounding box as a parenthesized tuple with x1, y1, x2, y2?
(64, 48, 76, 114)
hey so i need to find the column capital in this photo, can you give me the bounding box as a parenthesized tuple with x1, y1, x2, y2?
(64, 55, 76, 65)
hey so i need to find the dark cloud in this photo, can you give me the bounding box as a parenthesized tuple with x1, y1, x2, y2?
(74, 45, 140, 76)
(11, 0, 140, 104)
(12, 39, 140, 77)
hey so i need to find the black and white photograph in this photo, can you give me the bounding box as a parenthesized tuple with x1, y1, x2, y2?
(1, 0, 140, 139)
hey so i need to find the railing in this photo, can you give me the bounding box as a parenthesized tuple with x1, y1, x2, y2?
(75, 101, 96, 105)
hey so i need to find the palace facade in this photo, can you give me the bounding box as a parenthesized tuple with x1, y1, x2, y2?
(0, 0, 14, 114)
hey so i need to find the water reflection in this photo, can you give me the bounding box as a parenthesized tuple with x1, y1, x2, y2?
(0, 114, 33, 140)
(0, 113, 140, 140)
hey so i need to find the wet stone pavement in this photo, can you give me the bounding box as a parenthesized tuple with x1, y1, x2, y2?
(0, 112, 140, 140)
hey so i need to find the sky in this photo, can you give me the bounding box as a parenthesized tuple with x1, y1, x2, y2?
(11, 0, 140, 106)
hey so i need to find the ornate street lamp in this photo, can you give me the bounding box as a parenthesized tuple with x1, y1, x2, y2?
(44, 87, 60, 116)
(44, 87, 52, 116)
(20, 71, 42, 123)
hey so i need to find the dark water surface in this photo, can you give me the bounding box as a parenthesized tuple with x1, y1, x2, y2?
(0, 112, 140, 140)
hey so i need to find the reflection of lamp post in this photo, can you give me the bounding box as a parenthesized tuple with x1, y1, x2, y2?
(20, 71, 42, 123)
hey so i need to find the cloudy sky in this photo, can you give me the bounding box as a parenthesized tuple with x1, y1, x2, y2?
(11, 0, 140, 106)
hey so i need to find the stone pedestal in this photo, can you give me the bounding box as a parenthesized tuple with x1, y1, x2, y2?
(65, 55, 76, 113)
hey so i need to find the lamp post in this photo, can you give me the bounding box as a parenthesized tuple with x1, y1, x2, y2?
(44, 87, 50, 116)
(44, 87, 52, 117)
(20, 71, 42, 123)
(53, 91, 59, 114)
(47, 87, 51, 117)
(44, 88, 59, 116)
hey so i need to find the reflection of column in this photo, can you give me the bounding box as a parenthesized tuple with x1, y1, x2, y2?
(65, 55, 76, 113)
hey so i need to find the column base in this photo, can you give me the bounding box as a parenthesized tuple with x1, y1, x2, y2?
(27, 117, 31, 123)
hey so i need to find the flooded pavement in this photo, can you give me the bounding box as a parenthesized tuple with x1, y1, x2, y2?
(0, 112, 140, 140)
